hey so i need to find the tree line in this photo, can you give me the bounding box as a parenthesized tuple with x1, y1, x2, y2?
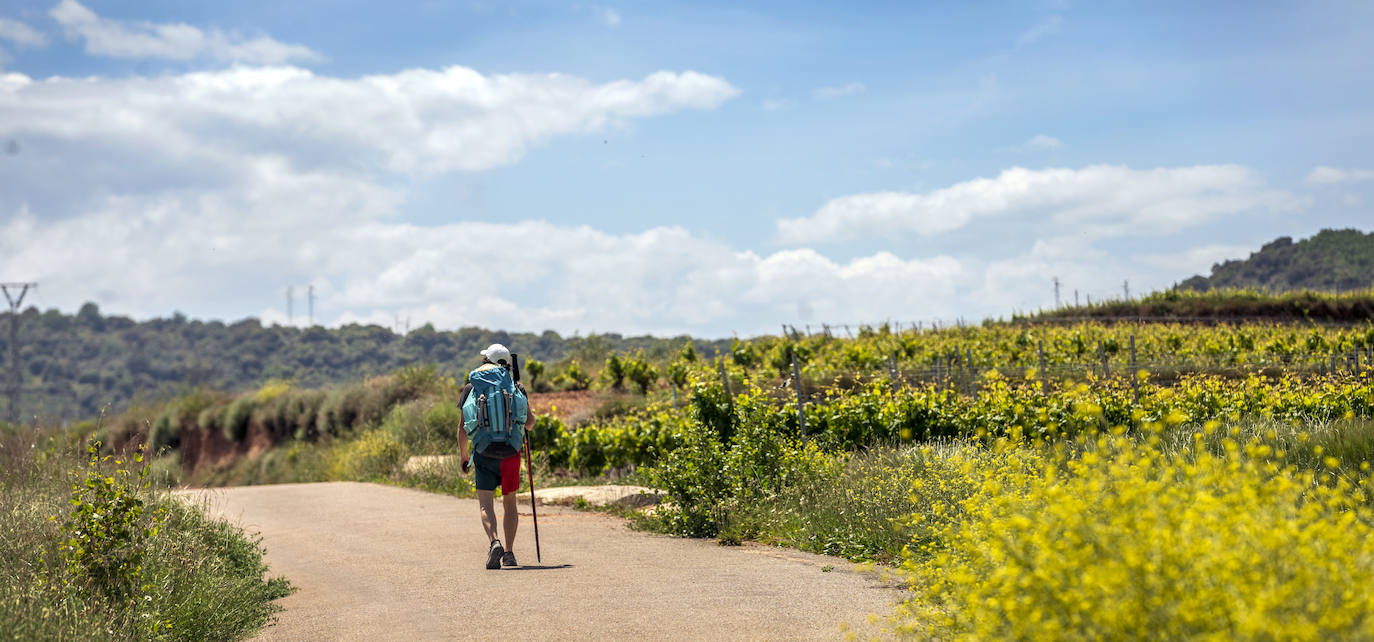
(0, 302, 730, 421)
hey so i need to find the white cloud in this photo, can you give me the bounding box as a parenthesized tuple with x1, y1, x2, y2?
(1015, 15, 1063, 47)
(812, 82, 865, 99)
(776, 165, 1304, 245)
(49, 0, 320, 64)
(1306, 166, 1374, 184)
(1023, 134, 1062, 150)
(0, 62, 907, 336)
(977, 237, 1107, 311)
(0, 65, 737, 176)
(0, 18, 47, 48)
(1134, 243, 1252, 276)
(0, 186, 968, 335)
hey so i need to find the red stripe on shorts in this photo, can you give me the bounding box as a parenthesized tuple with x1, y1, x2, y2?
(500, 452, 522, 494)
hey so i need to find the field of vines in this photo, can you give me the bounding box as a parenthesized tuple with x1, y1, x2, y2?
(83, 314, 1374, 639)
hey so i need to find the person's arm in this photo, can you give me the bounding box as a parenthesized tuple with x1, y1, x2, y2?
(458, 415, 470, 473)
(457, 384, 472, 473)
(517, 383, 536, 453)
(519, 383, 536, 431)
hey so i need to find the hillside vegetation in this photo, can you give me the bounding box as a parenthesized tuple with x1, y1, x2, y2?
(87, 314, 1374, 492)
(63, 309, 1374, 637)
(10, 229, 1371, 421)
(1026, 288, 1374, 323)
(0, 303, 729, 421)
(1179, 228, 1374, 292)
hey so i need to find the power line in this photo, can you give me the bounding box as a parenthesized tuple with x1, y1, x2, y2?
(2, 282, 37, 423)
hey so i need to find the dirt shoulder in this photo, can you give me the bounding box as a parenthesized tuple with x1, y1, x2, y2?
(180, 482, 903, 641)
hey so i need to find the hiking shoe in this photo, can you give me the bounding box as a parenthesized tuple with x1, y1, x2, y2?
(501, 551, 517, 567)
(485, 540, 504, 570)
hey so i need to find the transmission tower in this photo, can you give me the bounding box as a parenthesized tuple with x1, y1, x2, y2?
(1123, 280, 1130, 300)
(286, 286, 294, 325)
(307, 285, 316, 326)
(2, 283, 36, 423)
(1053, 276, 1061, 308)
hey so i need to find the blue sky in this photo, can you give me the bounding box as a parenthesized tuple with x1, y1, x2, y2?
(0, 1, 1370, 336)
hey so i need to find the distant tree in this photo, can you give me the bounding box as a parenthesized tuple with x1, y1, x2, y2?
(76, 302, 104, 330)
(0, 301, 732, 420)
(525, 359, 546, 391)
(556, 360, 591, 391)
(603, 354, 626, 390)
(667, 360, 690, 390)
(623, 351, 659, 394)
(730, 338, 759, 369)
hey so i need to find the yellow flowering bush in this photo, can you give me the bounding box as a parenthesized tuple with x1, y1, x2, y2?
(898, 430, 1374, 640)
(326, 429, 403, 481)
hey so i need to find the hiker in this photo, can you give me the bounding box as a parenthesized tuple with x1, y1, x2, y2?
(457, 343, 535, 569)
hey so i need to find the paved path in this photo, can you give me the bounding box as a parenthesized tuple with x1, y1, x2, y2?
(182, 482, 903, 641)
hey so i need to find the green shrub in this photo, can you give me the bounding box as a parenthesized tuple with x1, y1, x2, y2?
(690, 381, 734, 442)
(314, 389, 347, 437)
(420, 402, 461, 450)
(644, 420, 729, 537)
(603, 354, 626, 390)
(289, 389, 327, 440)
(393, 364, 442, 397)
(624, 352, 659, 394)
(58, 442, 162, 604)
(554, 360, 591, 391)
(525, 359, 546, 391)
(568, 428, 608, 476)
(197, 404, 223, 436)
(327, 429, 404, 481)
(1, 435, 289, 640)
(529, 415, 570, 468)
(222, 398, 256, 442)
(381, 400, 450, 452)
(141, 500, 291, 638)
(148, 412, 180, 453)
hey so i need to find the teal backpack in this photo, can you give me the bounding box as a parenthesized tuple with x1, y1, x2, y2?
(461, 366, 529, 458)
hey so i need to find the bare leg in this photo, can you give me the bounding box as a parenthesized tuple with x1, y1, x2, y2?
(502, 491, 519, 555)
(477, 490, 499, 544)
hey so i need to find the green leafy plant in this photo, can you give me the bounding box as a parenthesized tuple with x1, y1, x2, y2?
(525, 359, 546, 391)
(58, 441, 167, 625)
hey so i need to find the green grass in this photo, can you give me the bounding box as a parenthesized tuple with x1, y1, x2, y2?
(0, 426, 291, 640)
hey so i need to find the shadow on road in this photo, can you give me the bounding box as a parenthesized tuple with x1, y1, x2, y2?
(502, 564, 574, 571)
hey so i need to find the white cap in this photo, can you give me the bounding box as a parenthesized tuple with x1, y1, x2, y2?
(480, 343, 511, 364)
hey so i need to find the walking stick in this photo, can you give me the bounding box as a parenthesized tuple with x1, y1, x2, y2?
(511, 353, 542, 563)
(524, 433, 542, 563)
